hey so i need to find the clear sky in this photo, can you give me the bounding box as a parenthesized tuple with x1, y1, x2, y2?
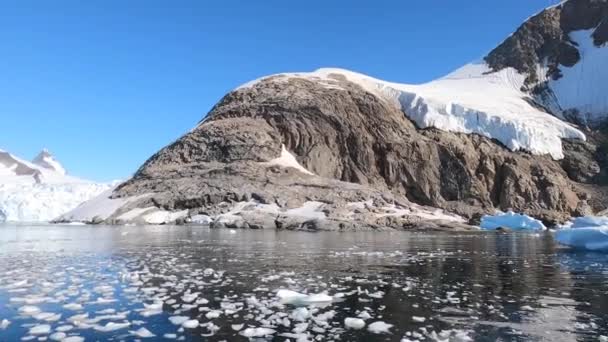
(0, 0, 560, 181)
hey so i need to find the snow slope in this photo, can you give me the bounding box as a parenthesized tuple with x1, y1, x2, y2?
(238, 65, 585, 159)
(549, 30, 608, 123)
(0, 149, 112, 223)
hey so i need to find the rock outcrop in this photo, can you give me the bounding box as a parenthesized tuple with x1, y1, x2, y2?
(110, 73, 603, 226)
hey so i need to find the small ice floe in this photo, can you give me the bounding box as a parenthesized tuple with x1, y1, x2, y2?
(62, 303, 83, 311)
(182, 320, 200, 329)
(344, 317, 366, 330)
(29, 324, 52, 335)
(169, 316, 190, 325)
(555, 216, 608, 251)
(18, 305, 41, 316)
(367, 321, 393, 334)
(0, 319, 10, 330)
(56, 325, 73, 332)
(49, 332, 67, 341)
(240, 327, 276, 338)
(231, 324, 244, 331)
(94, 322, 131, 332)
(480, 211, 546, 231)
(62, 337, 84, 342)
(205, 311, 221, 319)
(130, 327, 156, 338)
(139, 301, 163, 316)
(412, 316, 426, 323)
(358, 311, 372, 320)
(276, 289, 333, 306)
(33, 312, 61, 322)
(163, 333, 178, 339)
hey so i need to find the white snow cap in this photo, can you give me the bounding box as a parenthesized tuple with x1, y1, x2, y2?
(236, 64, 585, 160)
(32, 148, 67, 175)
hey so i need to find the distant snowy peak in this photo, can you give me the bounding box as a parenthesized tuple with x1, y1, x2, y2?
(484, 0, 608, 124)
(32, 148, 67, 176)
(0, 148, 113, 222)
(0, 149, 43, 179)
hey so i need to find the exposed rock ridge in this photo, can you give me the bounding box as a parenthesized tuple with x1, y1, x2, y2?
(114, 74, 603, 225)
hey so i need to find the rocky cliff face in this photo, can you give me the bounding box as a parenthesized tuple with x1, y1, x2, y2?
(113, 73, 603, 226)
(485, 0, 608, 124)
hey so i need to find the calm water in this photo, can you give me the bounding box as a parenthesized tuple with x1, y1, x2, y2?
(0, 225, 607, 341)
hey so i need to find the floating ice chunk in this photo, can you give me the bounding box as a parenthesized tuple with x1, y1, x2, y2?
(231, 324, 244, 331)
(18, 305, 41, 315)
(205, 311, 221, 319)
(130, 327, 156, 338)
(276, 289, 333, 306)
(480, 211, 546, 231)
(240, 327, 276, 338)
(62, 303, 83, 311)
(568, 216, 608, 229)
(291, 307, 310, 322)
(555, 227, 608, 251)
(0, 319, 10, 330)
(63, 337, 85, 342)
(33, 312, 61, 322)
(182, 320, 199, 329)
(344, 317, 366, 330)
(94, 322, 131, 332)
(49, 332, 66, 341)
(29, 324, 51, 335)
(358, 311, 372, 320)
(56, 325, 73, 332)
(412, 316, 426, 323)
(163, 334, 178, 339)
(169, 316, 190, 325)
(367, 321, 393, 334)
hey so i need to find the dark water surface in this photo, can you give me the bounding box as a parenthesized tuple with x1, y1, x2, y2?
(0, 224, 607, 341)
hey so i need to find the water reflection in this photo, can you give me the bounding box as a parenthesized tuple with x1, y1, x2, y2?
(0, 225, 607, 341)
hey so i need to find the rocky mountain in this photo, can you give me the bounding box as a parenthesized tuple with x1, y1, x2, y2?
(0, 149, 111, 222)
(32, 148, 67, 176)
(62, 0, 608, 229)
(486, 0, 608, 125)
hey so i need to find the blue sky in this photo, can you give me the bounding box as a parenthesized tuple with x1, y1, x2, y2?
(0, 0, 558, 181)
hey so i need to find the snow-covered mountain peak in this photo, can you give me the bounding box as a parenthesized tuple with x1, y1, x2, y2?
(32, 148, 67, 176)
(484, 0, 608, 125)
(0, 148, 113, 222)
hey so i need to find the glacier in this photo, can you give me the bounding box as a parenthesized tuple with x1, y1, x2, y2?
(237, 64, 585, 160)
(0, 149, 112, 223)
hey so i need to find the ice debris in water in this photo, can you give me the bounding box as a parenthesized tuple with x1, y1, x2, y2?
(240, 327, 276, 337)
(480, 211, 546, 231)
(130, 327, 156, 338)
(276, 289, 333, 306)
(0, 319, 10, 330)
(28, 324, 51, 335)
(368, 321, 393, 334)
(345, 317, 366, 330)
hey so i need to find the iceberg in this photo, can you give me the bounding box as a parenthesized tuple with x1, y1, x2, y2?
(480, 211, 546, 231)
(555, 216, 608, 252)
